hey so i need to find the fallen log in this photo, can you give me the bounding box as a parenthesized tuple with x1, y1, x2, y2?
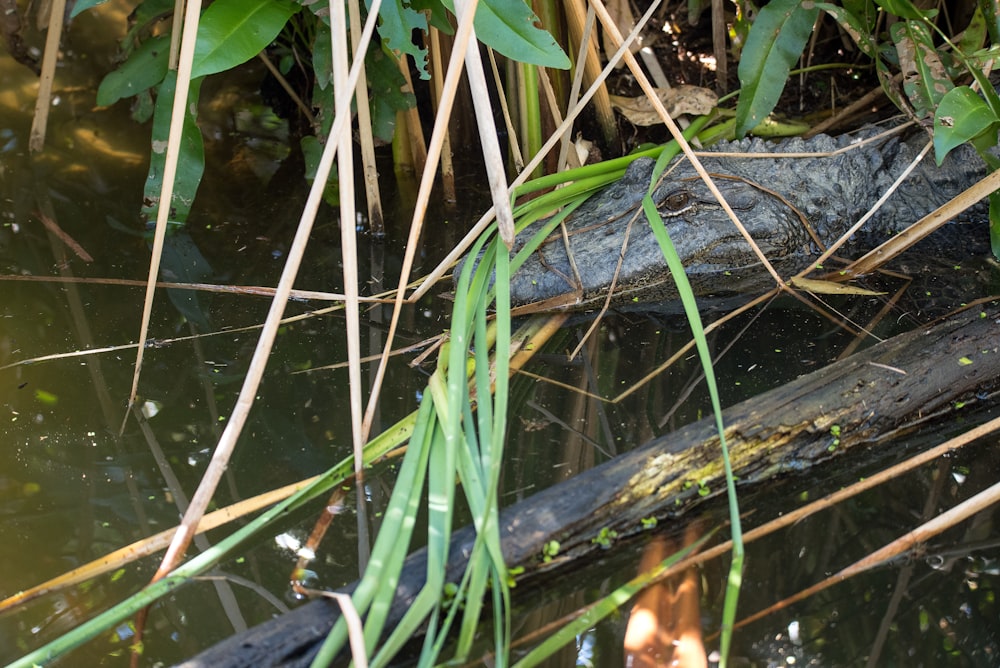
(180, 305, 1000, 667)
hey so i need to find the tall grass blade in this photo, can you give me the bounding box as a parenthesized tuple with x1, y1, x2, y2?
(642, 150, 743, 666)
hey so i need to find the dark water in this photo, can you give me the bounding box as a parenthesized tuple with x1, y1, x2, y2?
(2, 9, 1000, 668)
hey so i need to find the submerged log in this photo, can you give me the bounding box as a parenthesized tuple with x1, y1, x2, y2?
(181, 306, 1000, 667)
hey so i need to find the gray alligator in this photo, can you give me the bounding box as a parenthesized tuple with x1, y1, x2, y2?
(505, 126, 991, 309)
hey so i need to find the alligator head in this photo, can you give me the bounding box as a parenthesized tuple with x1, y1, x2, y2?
(492, 125, 991, 311)
(507, 157, 813, 309)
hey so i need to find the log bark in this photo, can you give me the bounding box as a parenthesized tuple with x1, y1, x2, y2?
(180, 306, 1000, 667)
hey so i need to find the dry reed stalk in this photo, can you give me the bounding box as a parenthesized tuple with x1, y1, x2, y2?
(348, 0, 385, 237)
(149, 0, 384, 580)
(454, 0, 516, 248)
(711, 0, 727, 94)
(845, 166, 1000, 276)
(429, 26, 457, 202)
(28, 0, 65, 152)
(592, 0, 781, 290)
(397, 52, 429, 175)
(122, 0, 205, 435)
(360, 0, 481, 442)
(565, 0, 617, 143)
(331, 0, 371, 570)
(408, 0, 664, 304)
(556, 4, 597, 172)
(734, 460, 1000, 630)
(488, 47, 525, 171)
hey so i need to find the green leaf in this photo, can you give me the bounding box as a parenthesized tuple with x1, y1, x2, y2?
(876, 57, 907, 112)
(142, 72, 206, 226)
(874, 0, 937, 20)
(966, 58, 1000, 119)
(374, 0, 432, 78)
(842, 0, 878, 30)
(735, 0, 819, 137)
(933, 86, 999, 164)
(130, 90, 155, 123)
(957, 5, 989, 54)
(191, 0, 300, 79)
(980, 0, 1000, 45)
(96, 35, 170, 106)
(70, 0, 110, 18)
(990, 191, 1000, 260)
(301, 136, 339, 207)
(890, 20, 952, 118)
(367, 46, 416, 142)
(467, 0, 570, 70)
(815, 3, 877, 59)
(312, 21, 332, 90)
(162, 231, 214, 330)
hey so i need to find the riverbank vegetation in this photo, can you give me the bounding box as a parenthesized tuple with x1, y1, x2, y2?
(2, 0, 999, 665)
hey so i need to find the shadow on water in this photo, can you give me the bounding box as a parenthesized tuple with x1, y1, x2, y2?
(1, 9, 999, 667)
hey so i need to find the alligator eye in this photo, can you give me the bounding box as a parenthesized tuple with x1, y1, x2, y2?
(663, 192, 690, 211)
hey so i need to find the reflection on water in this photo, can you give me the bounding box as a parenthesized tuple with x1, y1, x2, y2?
(1, 8, 999, 667)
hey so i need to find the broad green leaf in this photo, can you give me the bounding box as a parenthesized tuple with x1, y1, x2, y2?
(876, 57, 907, 112)
(70, 0, 110, 18)
(312, 21, 332, 90)
(373, 0, 432, 78)
(875, 0, 937, 20)
(191, 0, 300, 79)
(843, 0, 877, 30)
(301, 136, 339, 207)
(367, 46, 416, 141)
(815, 3, 877, 59)
(735, 0, 818, 137)
(933, 86, 999, 164)
(966, 53, 1000, 119)
(443, 0, 570, 70)
(890, 20, 952, 118)
(476, 0, 570, 69)
(142, 73, 211, 327)
(980, 0, 1000, 45)
(96, 35, 170, 106)
(142, 72, 205, 226)
(957, 5, 988, 54)
(412, 0, 456, 34)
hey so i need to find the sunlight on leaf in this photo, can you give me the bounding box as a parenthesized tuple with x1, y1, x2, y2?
(444, 0, 571, 69)
(735, 0, 818, 137)
(191, 0, 300, 79)
(933, 87, 1000, 165)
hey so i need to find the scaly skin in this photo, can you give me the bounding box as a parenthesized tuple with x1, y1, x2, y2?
(506, 127, 990, 309)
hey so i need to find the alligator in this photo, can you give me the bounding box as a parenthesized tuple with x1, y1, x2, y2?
(501, 125, 992, 310)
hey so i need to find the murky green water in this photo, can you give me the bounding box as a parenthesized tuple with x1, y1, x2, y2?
(2, 7, 999, 667)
